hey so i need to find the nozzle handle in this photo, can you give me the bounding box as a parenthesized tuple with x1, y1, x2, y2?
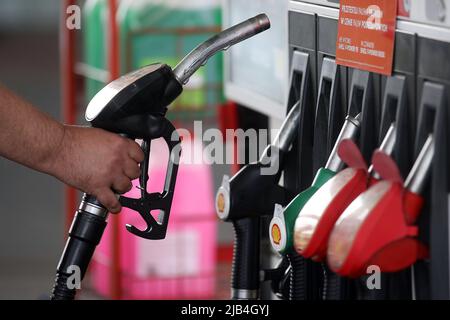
(231, 217, 260, 300)
(173, 14, 270, 85)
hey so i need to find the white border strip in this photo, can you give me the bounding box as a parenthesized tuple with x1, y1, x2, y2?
(288, 0, 338, 18)
(288, 0, 450, 43)
(293, 0, 340, 8)
(397, 19, 450, 43)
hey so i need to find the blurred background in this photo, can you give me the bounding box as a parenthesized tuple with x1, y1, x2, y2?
(0, 0, 284, 299)
(0, 0, 63, 300)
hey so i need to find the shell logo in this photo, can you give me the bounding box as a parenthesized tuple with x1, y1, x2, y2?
(271, 223, 282, 245)
(217, 192, 225, 213)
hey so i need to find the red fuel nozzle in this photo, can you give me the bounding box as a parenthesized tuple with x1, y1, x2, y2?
(327, 135, 434, 277)
(293, 122, 397, 261)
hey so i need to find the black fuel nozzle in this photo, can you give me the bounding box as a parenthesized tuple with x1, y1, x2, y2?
(216, 101, 300, 222)
(51, 14, 271, 300)
(215, 101, 301, 300)
(85, 13, 270, 135)
(83, 13, 271, 240)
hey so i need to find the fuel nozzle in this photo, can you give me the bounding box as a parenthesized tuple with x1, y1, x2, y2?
(86, 14, 271, 131)
(268, 113, 362, 300)
(216, 100, 301, 221)
(260, 100, 302, 165)
(368, 123, 398, 178)
(325, 113, 362, 172)
(215, 98, 300, 300)
(270, 113, 362, 255)
(405, 134, 435, 195)
(272, 101, 302, 153)
(326, 135, 434, 277)
(174, 14, 270, 85)
(401, 134, 435, 224)
(52, 13, 271, 301)
(290, 120, 398, 261)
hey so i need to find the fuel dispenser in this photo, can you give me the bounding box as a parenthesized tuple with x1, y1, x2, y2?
(274, 0, 450, 300)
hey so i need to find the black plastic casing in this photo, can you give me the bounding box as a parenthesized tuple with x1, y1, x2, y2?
(90, 64, 182, 138)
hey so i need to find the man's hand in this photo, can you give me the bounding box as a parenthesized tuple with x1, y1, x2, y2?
(50, 126, 144, 213)
(0, 85, 144, 213)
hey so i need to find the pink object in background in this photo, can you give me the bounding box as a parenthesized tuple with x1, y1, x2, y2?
(91, 136, 217, 299)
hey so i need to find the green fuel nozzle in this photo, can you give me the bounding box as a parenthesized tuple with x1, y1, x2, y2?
(269, 113, 362, 254)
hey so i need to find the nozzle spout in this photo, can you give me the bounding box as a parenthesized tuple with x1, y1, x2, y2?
(272, 100, 301, 153)
(325, 113, 362, 172)
(405, 134, 435, 194)
(173, 14, 270, 85)
(368, 122, 397, 178)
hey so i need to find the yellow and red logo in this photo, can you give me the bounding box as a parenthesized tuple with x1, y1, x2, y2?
(271, 224, 282, 245)
(217, 193, 225, 213)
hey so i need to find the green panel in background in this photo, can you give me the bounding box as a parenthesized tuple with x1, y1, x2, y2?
(82, 0, 224, 119)
(83, 0, 107, 100)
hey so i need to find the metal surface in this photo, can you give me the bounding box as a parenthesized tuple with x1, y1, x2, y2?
(378, 123, 398, 156)
(368, 123, 397, 177)
(78, 200, 109, 218)
(272, 101, 302, 153)
(405, 135, 435, 194)
(173, 14, 270, 85)
(325, 113, 362, 172)
(231, 288, 259, 300)
(289, 1, 338, 18)
(397, 19, 450, 43)
(292, 0, 340, 8)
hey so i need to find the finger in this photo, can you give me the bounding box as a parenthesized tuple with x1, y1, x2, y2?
(112, 176, 133, 194)
(123, 160, 141, 180)
(96, 189, 121, 213)
(128, 140, 145, 163)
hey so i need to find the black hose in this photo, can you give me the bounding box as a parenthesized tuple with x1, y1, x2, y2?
(321, 263, 328, 300)
(51, 195, 107, 300)
(287, 252, 308, 300)
(51, 273, 76, 300)
(323, 264, 348, 300)
(324, 266, 340, 300)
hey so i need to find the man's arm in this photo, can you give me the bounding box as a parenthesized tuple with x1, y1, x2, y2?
(0, 84, 144, 213)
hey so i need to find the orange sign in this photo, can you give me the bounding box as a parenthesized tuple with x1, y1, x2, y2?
(336, 0, 398, 75)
